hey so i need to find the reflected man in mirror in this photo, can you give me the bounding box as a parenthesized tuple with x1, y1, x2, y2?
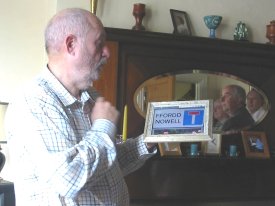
(220, 84, 254, 132)
(213, 99, 229, 133)
(246, 88, 267, 122)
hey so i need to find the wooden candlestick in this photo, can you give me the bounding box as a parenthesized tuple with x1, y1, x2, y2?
(132, 3, 146, 31)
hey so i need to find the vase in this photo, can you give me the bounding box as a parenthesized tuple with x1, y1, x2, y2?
(203, 15, 222, 38)
(233, 21, 248, 41)
(266, 20, 275, 44)
(132, 3, 146, 31)
(90, 0, 98, 15)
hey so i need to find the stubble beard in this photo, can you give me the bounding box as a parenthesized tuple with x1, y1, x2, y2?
(81, 55, 108, 90)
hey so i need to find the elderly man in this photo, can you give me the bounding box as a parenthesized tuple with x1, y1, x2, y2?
(220, 84, 254, 132)
(246, 88, 266, 122)
(5, 8, 155, 206)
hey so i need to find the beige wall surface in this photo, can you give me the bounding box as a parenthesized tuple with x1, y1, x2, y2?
(0, 0, 56, 102)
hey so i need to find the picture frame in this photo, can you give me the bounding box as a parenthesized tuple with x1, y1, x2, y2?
(170, 9, 192, 35)
(202, 133, 222, 155)
(158, 143, 182, 156)
(241, 131, 270, 158)
(143, 100, 213, 143)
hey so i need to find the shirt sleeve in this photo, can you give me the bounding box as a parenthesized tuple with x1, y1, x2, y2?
(116, 134, 156, 176)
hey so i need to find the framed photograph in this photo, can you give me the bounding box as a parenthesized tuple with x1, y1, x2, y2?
(143, 100, 213, 143)
(170, 9, 192, 35)
(241, 131, 270, 158)
(202, 133, 222, 155)
(158, 143, 182, 156)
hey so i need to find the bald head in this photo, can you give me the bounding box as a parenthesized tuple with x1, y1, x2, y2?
(44, 8, 110, 98)
(44, 8, 104, 55)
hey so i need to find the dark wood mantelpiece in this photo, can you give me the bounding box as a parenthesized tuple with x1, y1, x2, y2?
(95, 27, 275, 202)
(127, 157, 275, 201)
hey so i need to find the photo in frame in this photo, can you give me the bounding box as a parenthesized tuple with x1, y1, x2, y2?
(241, 131, 270, 158)
(202, 133, 222, 155)
(143, 100, 213, 143)
(170, 9, 192, 35)
(158, 143, 182, 156)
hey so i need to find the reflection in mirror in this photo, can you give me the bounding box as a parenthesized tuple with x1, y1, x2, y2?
(134, 70, 270, 134)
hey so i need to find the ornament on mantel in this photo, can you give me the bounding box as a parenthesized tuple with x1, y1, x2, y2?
(233, 21, 249, 41)
(266, 20, 275, 45)
(203, 15, 222, 38)
(132, 3, 146, 31)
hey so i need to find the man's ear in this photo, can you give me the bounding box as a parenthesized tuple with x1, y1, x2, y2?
(65, 35, 77, 55)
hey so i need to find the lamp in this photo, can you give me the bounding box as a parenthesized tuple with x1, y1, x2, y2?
(0, 144, 5, 173)
(0, 102, 8, 173)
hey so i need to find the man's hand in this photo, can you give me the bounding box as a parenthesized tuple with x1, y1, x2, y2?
(91, 97, 119, 125)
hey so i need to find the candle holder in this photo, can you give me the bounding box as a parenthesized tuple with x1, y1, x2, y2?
(132, 3, 146, 31)
(90, 0, 98, 15)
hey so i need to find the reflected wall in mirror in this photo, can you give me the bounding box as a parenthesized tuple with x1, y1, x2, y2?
(134, 70, 270, 134)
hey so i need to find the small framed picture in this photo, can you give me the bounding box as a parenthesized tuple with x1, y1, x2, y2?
(202, 133, 222, 155)
(170, 9, 192, 35)
(143, 100, 213, 143)
(241, 131, 270, 158)
(158, 143, 182, 156)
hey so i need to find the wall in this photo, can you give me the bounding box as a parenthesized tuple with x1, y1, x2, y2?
(0, 0, 56, 102)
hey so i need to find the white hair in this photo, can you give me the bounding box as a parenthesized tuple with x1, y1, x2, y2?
(44, 8, 93, 55)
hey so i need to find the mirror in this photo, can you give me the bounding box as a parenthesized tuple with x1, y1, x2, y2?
(134, 70, 269, 134)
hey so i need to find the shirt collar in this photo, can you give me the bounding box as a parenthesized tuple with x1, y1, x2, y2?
(40, 66, 91, 107)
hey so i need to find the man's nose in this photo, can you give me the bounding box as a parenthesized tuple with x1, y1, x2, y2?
(102, 45, 110, 59)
